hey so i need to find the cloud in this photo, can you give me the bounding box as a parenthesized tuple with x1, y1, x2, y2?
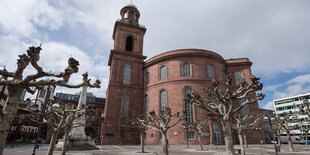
(264, 84, 283, 92)
(262, 101, 275, 111)
(0, 0, 64, 38)
(273, 74, 310, 100)
(0, 38, 108, 98)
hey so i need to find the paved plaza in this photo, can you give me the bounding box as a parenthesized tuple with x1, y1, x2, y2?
(3, 144, 310, 155)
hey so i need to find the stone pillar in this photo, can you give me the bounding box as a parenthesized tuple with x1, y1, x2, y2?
(70, 86, 88, 139)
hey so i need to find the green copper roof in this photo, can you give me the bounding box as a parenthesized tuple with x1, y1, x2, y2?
(127, 3, 138, 9)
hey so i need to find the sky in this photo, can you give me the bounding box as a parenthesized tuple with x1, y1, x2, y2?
(0, 0, 310, 111)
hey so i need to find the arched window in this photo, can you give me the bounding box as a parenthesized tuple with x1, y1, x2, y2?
(124, 12, 128, 18)
(160, 90, 167, 111)
(213, 122, 221, 144)
(207, 64, 214, 78)
(184, 87, 193, 123)
(182, 63, 191, 76)
(160, 66, 167, 80)
(128, 11, 134, 19)
(121, 94, 130, 117)
(234, 71, 243, 85)
(126, 36, 133, 51)
(144, 95, 148, 117)
(123, 64, 131, 84)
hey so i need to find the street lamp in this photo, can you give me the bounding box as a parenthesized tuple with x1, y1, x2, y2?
(26, 99, 45, 155)
(263, 115, 279, 155)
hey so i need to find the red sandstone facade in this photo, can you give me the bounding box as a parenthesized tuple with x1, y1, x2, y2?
(101, 4, 264, 145)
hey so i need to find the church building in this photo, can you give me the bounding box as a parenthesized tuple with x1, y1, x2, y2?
(100, 4, 264, 145)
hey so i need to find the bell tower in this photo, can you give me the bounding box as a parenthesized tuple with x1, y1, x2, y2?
(101, 3, 146, 144)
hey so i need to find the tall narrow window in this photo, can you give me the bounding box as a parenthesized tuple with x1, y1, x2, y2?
(213, 122, 221, 144)
(121, 94, 130, 117)
(160, 66, 167, 80)
(128, 11, 134, 19)
(207, 64, 214, 78)
(126, 36, 133, 51)
(145, 72, 149, 85)
(123, 64, 131, 84)
(160, 90, 167, 111)
(182, 63, 191, 76)
(239, 98, 249, 116)
(210, 90, 217, 104)
(184, 87, 193, 123)
(144, 95, 148, 117)
(234, 71, 243, 85)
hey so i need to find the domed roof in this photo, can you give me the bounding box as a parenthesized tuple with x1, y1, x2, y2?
(126, 3, 138, 9)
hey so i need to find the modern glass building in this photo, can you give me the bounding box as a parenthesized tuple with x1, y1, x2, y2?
(273, 92, 310, 135)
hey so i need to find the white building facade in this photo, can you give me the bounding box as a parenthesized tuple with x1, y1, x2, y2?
(273, 92, 310, 135)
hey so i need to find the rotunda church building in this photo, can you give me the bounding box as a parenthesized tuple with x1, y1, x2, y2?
(101, 4, 264, 145)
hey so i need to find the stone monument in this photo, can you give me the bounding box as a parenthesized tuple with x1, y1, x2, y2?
(70, 86, 96, 149)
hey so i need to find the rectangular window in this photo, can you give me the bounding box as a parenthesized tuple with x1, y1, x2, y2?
(39, 90, 46, 98)
(123, 64, 131, 84)
(186, 131, 195, 140)
(207, 64, 214, 78)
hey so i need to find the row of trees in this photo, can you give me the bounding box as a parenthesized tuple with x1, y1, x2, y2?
(267, 98, 310, 152)
(121, 75, 265, 155)
(0, 46, 100, 155)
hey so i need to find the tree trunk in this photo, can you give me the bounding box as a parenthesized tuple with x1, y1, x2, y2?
(287, 134, 294, 152)
(162, 131, 169, 155)
(222, 119, 235, 155)
(277, 136, 281, 147)
(243, 133, 248, 148)
(306, 132, 308, 147)
(47, 130, 60, 155)
(239, 133, 245, 155)
(0, 89, 23, 155)
(198, 133, 203, 151)
(140, 132, 145, 153)
(61, 126, 71, 155)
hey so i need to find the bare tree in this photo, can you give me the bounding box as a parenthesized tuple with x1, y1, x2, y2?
(267, 119, 285, 147)
(232, 114, 261, 155)
(28, 99, 86, 155)
(299, 98, 310, 146)
(147, 108, 184, 155)
(272, 112, 298, 152)
(128, 114, 148, 153)
(296, 118, 310, 147)
(182, 120, 208, 150)
(0, 46, 100, 155)
(185, 75, 264, 155)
